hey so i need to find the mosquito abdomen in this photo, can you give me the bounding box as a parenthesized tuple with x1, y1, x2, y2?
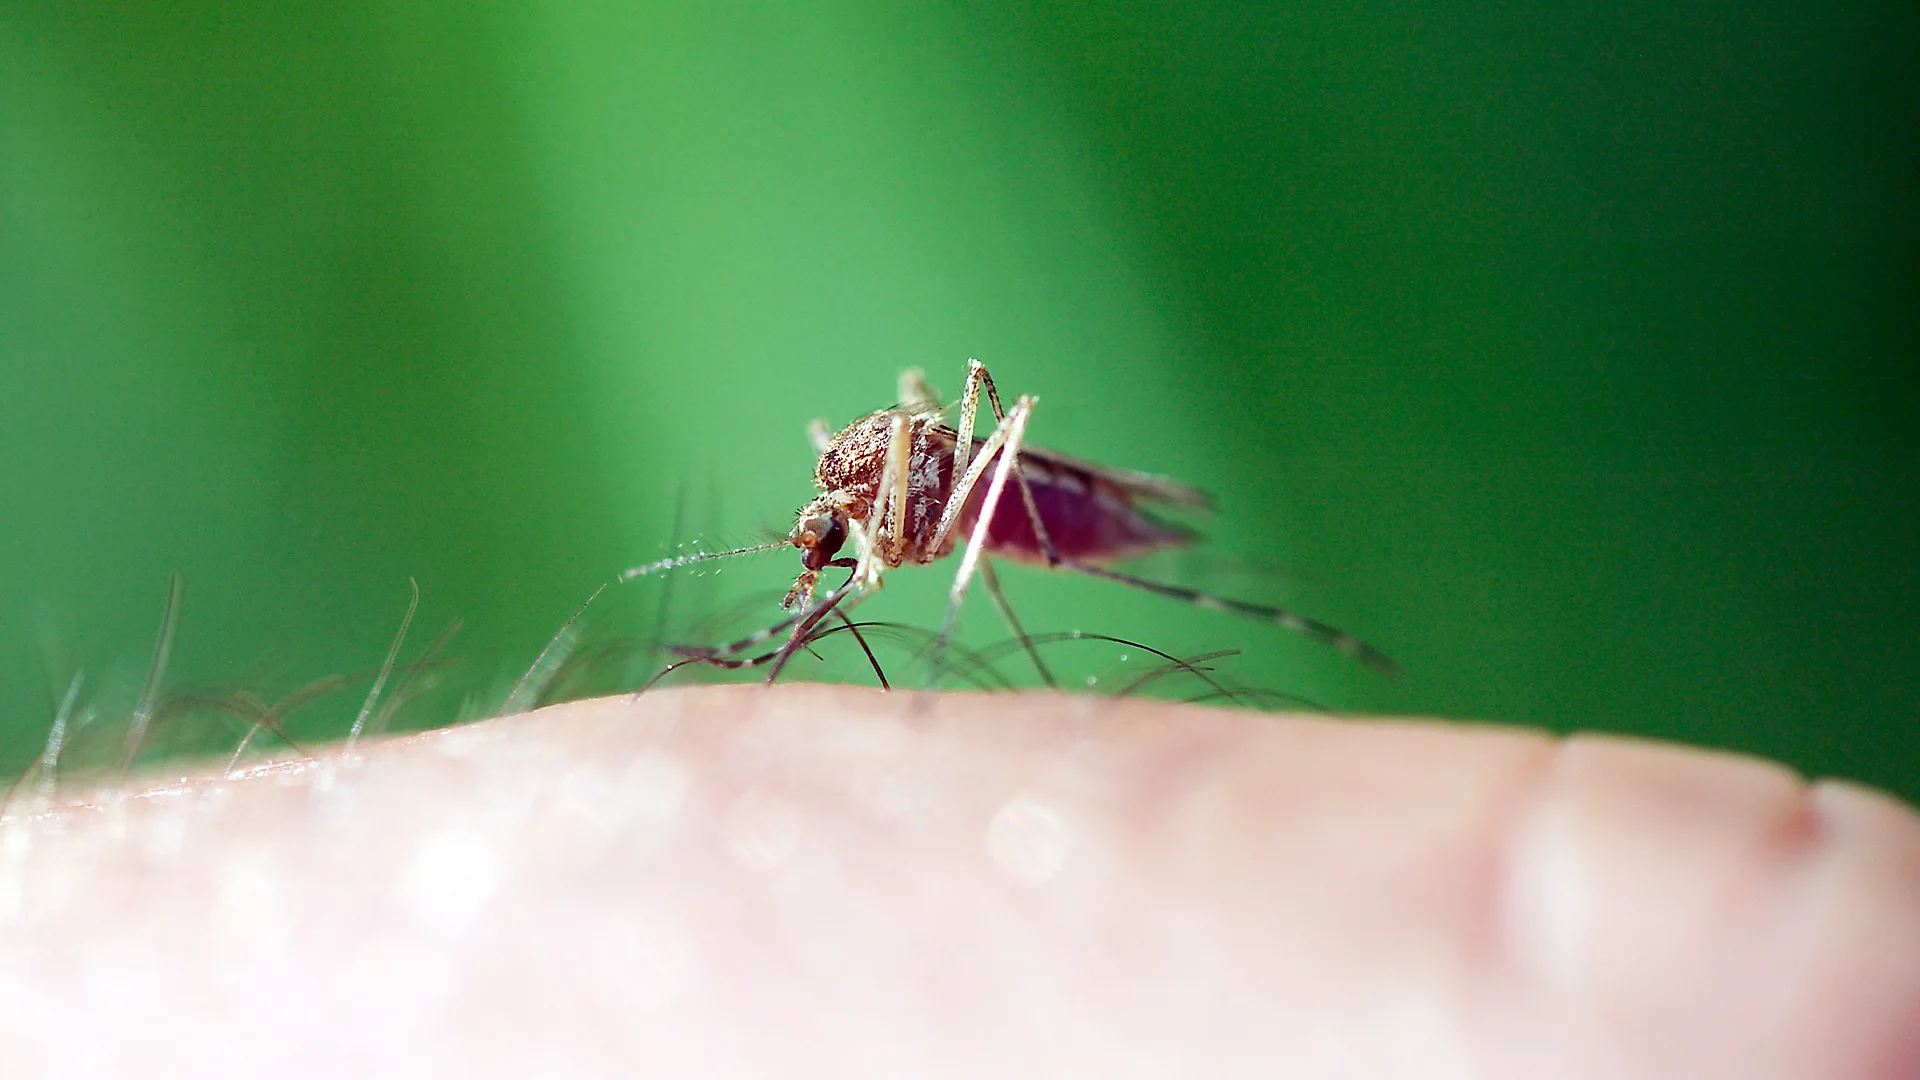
(965, 469, 1194, 565)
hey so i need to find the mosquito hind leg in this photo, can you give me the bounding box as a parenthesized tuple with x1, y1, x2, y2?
(947, 360, 1063, 573)
(947, 358, 1011, 495)
(1062, 559, 1398, 676)
(927, 394, 1036, 683)
(978, 557, 1057, 689)
(959, 388, 1392, 676)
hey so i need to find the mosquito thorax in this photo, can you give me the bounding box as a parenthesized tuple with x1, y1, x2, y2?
(815, 410, 911, 501)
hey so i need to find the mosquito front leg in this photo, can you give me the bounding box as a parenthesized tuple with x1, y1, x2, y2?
(844, 515, 875, 581)
(765, 573, 881, 684)
(878, 410, 913, 565)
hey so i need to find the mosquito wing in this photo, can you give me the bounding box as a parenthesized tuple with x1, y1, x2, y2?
(1014, 444, 1213, 512)
(927, 423, 1212, 512)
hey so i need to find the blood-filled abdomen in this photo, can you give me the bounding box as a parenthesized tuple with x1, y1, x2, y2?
(956, 462, 1194, 565)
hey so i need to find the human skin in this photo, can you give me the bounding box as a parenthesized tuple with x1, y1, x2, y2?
(0, 685, 1915, 1078)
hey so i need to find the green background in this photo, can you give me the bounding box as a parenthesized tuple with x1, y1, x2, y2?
(2, 2, 1914, 797)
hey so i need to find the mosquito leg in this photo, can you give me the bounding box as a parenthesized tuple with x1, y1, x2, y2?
(842, 410, 910, 578)
(947, 358, 1015, 492)
(926, 361, 1065, 582)
(979, 363, 1063, 570)
(930, 395, 1036, 682)
(973, 358, 1010, 419)
(647, 606, 862, 687)
(926, 387, 1027, 557)
(833, 610, 891, 690)
(635, 653, 719, 695)
(807, 620, 1016, 691)
(809, 419, 833, 455)
(1061, 559, 1398, 676)
(898, 368, 944, 415)
(668, 603, 816, 668)
(978, 557, 1057, 689)
(879, 410, 912, 566)
(1114, 648, 1238, 699)
(950, 359, 984, 490)
(637, 573, 868, 692)
(765, 575, 876, 684)
(950, 374, 1392, 677)
(990, 441, 1393, 676)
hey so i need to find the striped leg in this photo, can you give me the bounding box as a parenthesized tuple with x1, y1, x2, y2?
(979, 556, 1057, 688)
(763, 572, 880, 684)
(942, 365, 1394, 676)
(1060, 560, 1399, 677)
(637, 569, 873, 691)
(928, 394, 1036, 681)
(936, 360, 1062, 571)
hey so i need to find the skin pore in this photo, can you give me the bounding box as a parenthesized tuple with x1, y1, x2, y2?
(1, 684, 1916, 1078)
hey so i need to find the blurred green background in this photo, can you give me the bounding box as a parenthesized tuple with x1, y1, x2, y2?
(2, 2, 1914, 796)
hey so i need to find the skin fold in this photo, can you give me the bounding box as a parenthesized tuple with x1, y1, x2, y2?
(1, 685, 1915, 1078)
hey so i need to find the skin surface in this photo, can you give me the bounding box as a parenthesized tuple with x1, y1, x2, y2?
(1, 685, 1916, 1078)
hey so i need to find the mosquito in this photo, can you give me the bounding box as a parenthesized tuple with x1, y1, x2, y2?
(624, 360, 1395, 687)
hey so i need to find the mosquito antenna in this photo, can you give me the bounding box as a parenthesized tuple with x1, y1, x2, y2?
(120, 572, 184, 775)
(619, 540, 788, 582)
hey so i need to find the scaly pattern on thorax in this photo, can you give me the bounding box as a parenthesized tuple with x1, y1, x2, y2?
(815, 410, 957, 565)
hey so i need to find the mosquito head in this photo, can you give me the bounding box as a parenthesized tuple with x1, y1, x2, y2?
(791, 500, 848, 572)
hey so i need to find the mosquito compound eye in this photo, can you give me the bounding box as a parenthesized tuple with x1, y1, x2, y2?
(801, 515, 846, 571)
(818, 517, 846, 558)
